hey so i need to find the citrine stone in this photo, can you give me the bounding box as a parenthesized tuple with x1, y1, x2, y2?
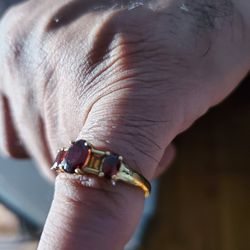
(102, 154, 121, 179)
(64, 140, 90, 173)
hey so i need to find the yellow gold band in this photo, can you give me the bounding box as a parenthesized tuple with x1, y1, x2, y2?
(114, 162, 151, 197)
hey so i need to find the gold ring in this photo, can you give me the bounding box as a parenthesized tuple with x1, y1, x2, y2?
(51, 139, 151, 197)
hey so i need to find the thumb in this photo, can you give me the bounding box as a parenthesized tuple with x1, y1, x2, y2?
(39, 93, 177, 250)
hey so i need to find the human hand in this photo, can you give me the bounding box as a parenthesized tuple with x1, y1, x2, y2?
(0, 0, 250, 249)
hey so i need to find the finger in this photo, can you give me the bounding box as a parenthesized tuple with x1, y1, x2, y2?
(39, 95, 178, 250)
(39, 172, 144, 250)
(0, 93, 29, 158)
(39, 145, 145, 249)
(19, 116, 56, 182)
(5, 91, 55, 181)
(0, 92, 55, 181)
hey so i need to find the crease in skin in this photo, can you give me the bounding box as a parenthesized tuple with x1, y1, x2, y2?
(0, 93, 29, 158)
(45, 0, 113, 31)
(179, 0, 234, 30)
(46, 0, 152, 31)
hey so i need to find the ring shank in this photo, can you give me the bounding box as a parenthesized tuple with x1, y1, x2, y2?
(114, 163, 151, 197)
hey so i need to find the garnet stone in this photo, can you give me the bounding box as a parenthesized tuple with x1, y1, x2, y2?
(52, 150, 66, 169)
(63, 140, 90, 173)
(102, 154, 121, 179)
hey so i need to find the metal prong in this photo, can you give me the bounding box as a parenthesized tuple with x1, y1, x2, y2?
(75, 168, 84, 175)
(98, 172, 105, 177)
(50, 163, 58, 170)
(112, 175, 118, 181)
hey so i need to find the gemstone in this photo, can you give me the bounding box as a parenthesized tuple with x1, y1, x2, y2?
(64, 140, 90, 173)
(102, 154, 121, 179)
(62, 160, 77, 174)
(53, 150, 66, 167)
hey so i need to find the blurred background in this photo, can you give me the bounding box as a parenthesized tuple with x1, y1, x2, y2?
(0, 1, 250, 250)
(139, 79, 250, 250)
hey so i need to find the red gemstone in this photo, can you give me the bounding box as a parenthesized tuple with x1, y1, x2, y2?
(53, 150, 66, 166)
(102, 154, 121, 179)
(64, 140, 90, 173)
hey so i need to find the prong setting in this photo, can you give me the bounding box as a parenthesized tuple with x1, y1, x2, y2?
(75, 168, 84, 175)
(50, 163, 58, 170)
(98, 172, 105, 177)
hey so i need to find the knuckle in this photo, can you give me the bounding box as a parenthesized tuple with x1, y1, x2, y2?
(76, 7, 162, 95)
(88, 7, 158, 68)
(1, 4, 21, 23)
(0, 3, 27, 37)
(0, 9, 27, 69)
(0, 2, 49, 73)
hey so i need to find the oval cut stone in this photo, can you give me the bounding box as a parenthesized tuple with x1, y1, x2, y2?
(102, 154, 121, 179)
(62, 161, 77, 174)
(64, 140, 90, 173)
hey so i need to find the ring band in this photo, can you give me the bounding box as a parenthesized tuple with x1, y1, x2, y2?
(51, 139, 151, 197)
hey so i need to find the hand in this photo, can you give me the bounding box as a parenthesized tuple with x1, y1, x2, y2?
(0, 1, 249, 249)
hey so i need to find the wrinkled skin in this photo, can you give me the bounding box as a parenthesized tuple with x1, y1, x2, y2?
(0, 0, 250, 249)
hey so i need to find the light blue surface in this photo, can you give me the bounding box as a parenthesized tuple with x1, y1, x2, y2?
(0, 157, 53, 227)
